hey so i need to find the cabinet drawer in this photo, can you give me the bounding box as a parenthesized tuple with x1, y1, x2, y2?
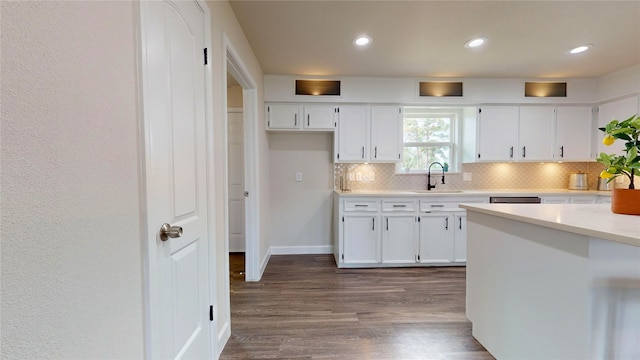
(382, 200, 416, 212)
(344, 199, 379, 212)
(420, 202, 459, 212)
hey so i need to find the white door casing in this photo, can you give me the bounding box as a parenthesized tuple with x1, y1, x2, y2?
(139, 1, 212, 358)
(227, 110, 245, 252)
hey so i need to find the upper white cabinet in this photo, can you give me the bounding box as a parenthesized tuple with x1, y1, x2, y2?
(266, 104, 302, 129)
(470, 105, 594, 163)
(555, 106, 593, 161)
(303, 105, 337, 130)
(477, 106, 519, 161)
(519, 106, 555, 161)
(370, 106, 402, 162)
(596, 96, 639, 156)
(266, 103, 336, 131)
(335, 105, 402, 163)
(335, 105, 369, 162)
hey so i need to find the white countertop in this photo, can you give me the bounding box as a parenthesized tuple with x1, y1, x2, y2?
(335, 189, 611, 197)
(459, 203, 640, 247)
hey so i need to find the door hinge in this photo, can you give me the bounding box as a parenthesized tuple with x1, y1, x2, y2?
(209, 305, 213, 321)
(203, 48, 208, 65)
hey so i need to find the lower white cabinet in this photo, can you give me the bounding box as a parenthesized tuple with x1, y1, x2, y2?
(342, 214, 381, 264)
(418, 212, 466, 264)
(381, 215, 417, 264)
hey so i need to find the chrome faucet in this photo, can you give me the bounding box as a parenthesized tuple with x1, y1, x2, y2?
(427, 162, 448, 190)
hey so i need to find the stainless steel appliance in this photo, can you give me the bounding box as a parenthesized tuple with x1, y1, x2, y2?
(489, 196, 542, 204)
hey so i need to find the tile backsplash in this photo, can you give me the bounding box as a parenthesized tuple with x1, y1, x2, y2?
(335, 162, 611, 191)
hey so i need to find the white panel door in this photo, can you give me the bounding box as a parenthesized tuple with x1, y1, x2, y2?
(335, 106, 369, 162)
(342, 215, 380, 264)
(419, 214, 453, 264)
(140, 1, 211, 359)
(304, 105, 336, 130)
(556, 106, 593, 161)
(596, 96, 640, 156)
(478, 107, 519, 161)
(228, 111, 245, 252)
(519, 106, 555, 161)
(381, 215, 417, 264)
(370, 106, 402, 162)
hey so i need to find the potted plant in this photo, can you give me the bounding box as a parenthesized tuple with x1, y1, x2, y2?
(597, 113, 640, 215)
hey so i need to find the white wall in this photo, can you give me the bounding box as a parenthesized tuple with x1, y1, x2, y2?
(596, 64, 640, 103)
(265, 75, 598, 105)
(1, 1, 144, 358)
(206, 0, 267, 353)
(268, 133, 334, 253)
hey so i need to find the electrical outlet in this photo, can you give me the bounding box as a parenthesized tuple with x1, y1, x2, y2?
(463, 172, 472, 181)
(295, 172, 303, 182)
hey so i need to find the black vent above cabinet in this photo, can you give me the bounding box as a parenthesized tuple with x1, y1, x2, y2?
(295, 80, 340, 96)
(524, 82, 567, 97)
(419, 82, 463, 97)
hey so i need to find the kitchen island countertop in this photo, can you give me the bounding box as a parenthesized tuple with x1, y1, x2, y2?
(335, 189, 612, 197)
(459, 203, 639, 247)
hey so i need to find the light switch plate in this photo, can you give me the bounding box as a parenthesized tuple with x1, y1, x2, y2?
(295, 172, 302, 182)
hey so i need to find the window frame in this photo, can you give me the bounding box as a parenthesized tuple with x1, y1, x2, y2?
(396, 107, 462, 174)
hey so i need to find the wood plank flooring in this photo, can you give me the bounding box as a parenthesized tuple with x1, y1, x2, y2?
(221, 254, 494, 359)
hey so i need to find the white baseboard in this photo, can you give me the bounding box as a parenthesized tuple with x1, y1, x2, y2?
(216, 320, 230, 359)
(270, 245, 334, 255)
(257, 248, 271, 280)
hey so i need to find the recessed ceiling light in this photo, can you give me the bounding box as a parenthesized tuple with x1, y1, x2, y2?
(465, 37, 487, 48)
(353, 35, 372, 47)
(570, 44, 593, 54)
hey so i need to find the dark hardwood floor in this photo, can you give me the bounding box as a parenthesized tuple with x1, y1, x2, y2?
(221, 254, 494, 359)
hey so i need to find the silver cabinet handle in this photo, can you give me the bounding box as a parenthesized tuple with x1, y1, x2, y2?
(372, 218, 375, 231)
(386, 218, 389, 231)
(510, 146, 514, 158)
(560, 146, 564, 158)
(393, 204, 406, 208)
(307, 114, 310, 126)
(522, 146, 526, 158)
(362, 146, 365, 158)
(445, 217, 449, 230)
(375, 146, 378, 158)
(355, 204, 368, 207)
(459, 217, 462, 230)
(159, 223, 183, 241)
(431, 204, 444, 208)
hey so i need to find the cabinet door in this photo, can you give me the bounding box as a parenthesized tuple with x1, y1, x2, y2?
(381, 215, 417, 264)
(556, 106, 593, 161)
(304, 105, 336, 130)
(418, 214, 453, 264)
(342, 215, 380, 264)
(519, 106, 555, 161)
(267, 104, 301, 129)
(542, 196, 571, 204)
(478, 107, 519, 161)
(596, 96, 639, 157)
(335, 106, 369, 162)
(453, 214, 467, 263)
(370, 106, 402, 162)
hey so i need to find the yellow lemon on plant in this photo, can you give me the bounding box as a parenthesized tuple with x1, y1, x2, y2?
(602, 135, 615, 146)
(599, 170, 615, 179)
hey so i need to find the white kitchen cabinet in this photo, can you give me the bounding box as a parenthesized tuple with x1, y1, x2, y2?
(542, 196, 571, 204)
(571, 196, 597, 204)
(596, 96, 640, 157)
(266, 104, 302, 129)
(335, 105, 369, 162)
(543, 195, 598, 204)
(555, 106, 593, 161)
(519, 106, 555, 161)
(303, 105, 337, 130)
(453, 214, 467, 263)
(477, 106, 519, 161)
(370, 106, 402, 162)
(419, 213, 454, 264)
(381, 215, 417, 264)
(342, 214, 381, 264)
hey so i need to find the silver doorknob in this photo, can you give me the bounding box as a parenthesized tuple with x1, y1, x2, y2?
(159, 223, 183, 241)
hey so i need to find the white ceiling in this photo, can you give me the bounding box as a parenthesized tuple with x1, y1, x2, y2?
(229, 0, 640, 79)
